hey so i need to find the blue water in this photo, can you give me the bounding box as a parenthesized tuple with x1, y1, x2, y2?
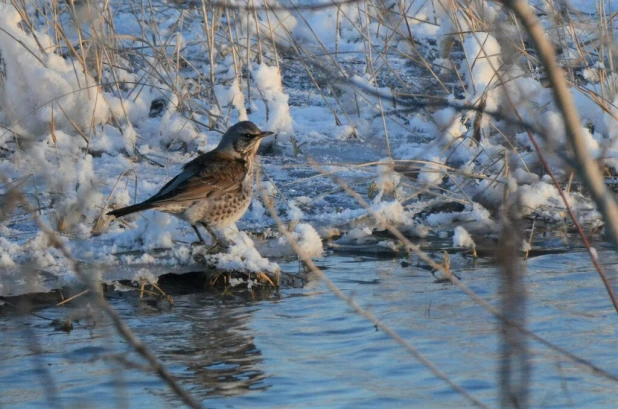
(1, 251, 617, 408)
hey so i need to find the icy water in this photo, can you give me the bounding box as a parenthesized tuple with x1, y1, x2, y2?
(1, 251, 618, 408)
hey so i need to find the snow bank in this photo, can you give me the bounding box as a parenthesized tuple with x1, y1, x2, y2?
(0, 0, 614, 293)
(0, 4, 109, 138)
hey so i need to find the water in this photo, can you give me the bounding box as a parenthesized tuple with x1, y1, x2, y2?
(1, 251, 618, 408)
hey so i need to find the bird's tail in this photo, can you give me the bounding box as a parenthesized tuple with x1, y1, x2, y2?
(107, 201, 155, 218)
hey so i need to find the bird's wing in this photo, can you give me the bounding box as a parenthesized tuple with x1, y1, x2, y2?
(146, 152, 247, 204)
(181, 150, 211, 170)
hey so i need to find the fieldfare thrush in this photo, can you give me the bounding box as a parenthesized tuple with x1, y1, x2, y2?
(107, 121, 273, 251)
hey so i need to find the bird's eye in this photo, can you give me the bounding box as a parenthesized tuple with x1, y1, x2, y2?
(244, 132, 252, 138)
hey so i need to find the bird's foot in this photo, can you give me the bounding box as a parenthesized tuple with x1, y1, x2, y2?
(205, 242, 228, 254)
(190, 240, 206, 248)
(191, 241, 226, 264)
(190, 240, 227, 253)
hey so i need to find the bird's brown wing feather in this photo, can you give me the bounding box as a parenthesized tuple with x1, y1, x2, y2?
(146, 152, 246, 205)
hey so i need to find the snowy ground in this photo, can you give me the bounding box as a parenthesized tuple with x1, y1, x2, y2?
(0, 0, 617, 296)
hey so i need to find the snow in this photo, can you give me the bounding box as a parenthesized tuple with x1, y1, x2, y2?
(425, 203, 496, 233)
(462, 32, 501, 97)
(0, 0, 615, 295)
(453, 226, 475, 248)
(373, 157, 400, 200)
(418, 156, 445, 186)
(347, 227, 373, 241)
(290, 223, 324, 259)
(253, 64, 294, 138)
(0, 5, 109, 137)
(606, 95, 618, 141)
(212, 231, 280, 274)
(132, 268, 158, 284)
(373, 200, 407, 226)
(589, 247, 598, 261)
(216, 79, 248, 122)
(260, 223, 323, 259)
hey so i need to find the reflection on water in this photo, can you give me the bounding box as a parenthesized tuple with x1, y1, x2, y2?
(157, 294, 269, 398)
(1, 252, 618, 408)
(0, 287, 276, 408)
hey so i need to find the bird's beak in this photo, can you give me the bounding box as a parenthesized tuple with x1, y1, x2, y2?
(257, 131, 274, 138)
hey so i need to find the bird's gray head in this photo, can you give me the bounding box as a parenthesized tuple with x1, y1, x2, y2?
(216, 121, 274, 158)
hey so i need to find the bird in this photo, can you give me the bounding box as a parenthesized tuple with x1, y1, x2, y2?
(107, 121, 274, 251)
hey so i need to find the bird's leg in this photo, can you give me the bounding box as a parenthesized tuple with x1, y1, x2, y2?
(191, 225, 206, 245)
(199, 222, 225, 253)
